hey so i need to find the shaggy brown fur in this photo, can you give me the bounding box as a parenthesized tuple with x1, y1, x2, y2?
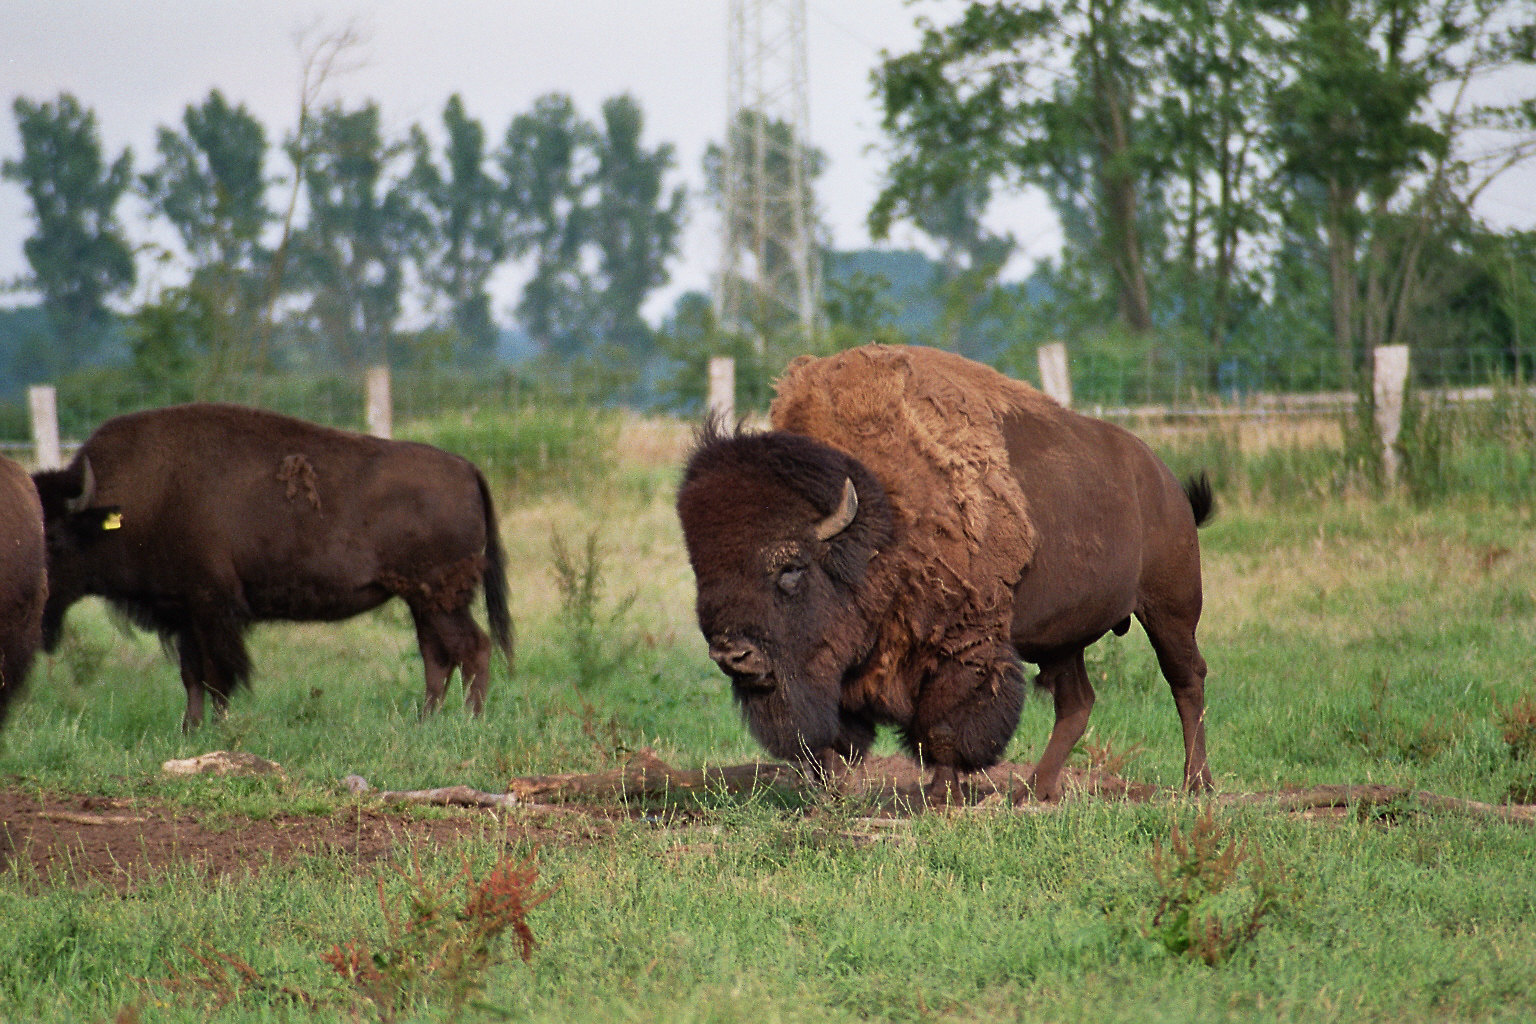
(32, 404, 514, 729)
(0, 455, 46, 729)
(679, 344, 1213, 802)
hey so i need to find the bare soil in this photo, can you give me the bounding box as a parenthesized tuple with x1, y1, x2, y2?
(4, 752, 1530, 891)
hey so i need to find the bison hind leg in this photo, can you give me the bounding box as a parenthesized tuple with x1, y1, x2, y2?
(411, 606, 492, 716)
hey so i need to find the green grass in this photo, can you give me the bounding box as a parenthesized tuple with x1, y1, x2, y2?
(3, 417, 1536, 1022)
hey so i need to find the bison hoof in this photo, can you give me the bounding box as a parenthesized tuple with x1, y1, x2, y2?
(1016, 773, 1063, 804)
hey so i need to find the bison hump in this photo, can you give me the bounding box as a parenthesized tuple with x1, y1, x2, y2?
(771, 344, 1042, 627)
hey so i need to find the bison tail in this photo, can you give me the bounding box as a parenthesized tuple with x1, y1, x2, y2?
(477, 471, 516, 670)
(1184, 472, 1215, 528)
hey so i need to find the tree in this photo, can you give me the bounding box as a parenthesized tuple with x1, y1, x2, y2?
(289, 101, 421, 368)
(500, 93, 595, 358)
(1270, 0, 1536, 382)
(873, 1, 1162, 335)
(405, 94, 508, 361)
(706, 108, 827, 342)
(500, 92, 686, 364)
(2, 93, 134, 361)
(139, 89, 271, 384)
(587, 94, 686, 359)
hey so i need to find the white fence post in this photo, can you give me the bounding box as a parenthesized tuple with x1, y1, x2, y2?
(1037, 342, 1072, 408)
(28, 385, 61, 470)
(707, 356, 735, 424)
(1373, 344, 1410, 484)
(365, 365, 392, 439)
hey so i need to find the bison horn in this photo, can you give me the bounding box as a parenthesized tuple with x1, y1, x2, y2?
(814, 478, 859, 541)
(66, 457, 96, 515)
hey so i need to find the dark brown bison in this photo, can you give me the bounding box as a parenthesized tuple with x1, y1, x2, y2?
(31, 403, 513, 729)
(677, 345, 1213, 802)
(0, 453, 47, 729)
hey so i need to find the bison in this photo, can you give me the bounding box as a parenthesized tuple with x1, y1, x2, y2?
(0, 453, 47, 730)
(677, 344, 1213, 802)
(31, 403, 513, 729)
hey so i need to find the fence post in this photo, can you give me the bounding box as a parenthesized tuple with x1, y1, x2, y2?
(28, 385, 61, 470)
(1373, 344, 1410, 484)
(365, 365, 392, 439)
(1037, 342, 1072, 408)
(707, 356, 735, 424)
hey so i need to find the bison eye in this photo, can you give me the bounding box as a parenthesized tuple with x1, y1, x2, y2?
(776, 566, 806, 595)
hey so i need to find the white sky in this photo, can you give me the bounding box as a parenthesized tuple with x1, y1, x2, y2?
(0, 0, 1057, 322)
(2, 1, 1533, 324)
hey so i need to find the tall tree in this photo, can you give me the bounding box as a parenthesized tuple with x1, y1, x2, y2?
(873, 1, 1162, 335)
(2, 94, 134, 359)
(405, 94, 508, 360)
(500, 93, 595, 357)
(139, 89, 271, 382)
(587, 94, 686, 358)
(290, 101, 421, 368)
(1270, 0, 1536, 381)
(704, 109, 827, 340)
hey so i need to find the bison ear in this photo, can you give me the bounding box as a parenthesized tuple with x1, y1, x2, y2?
(813, 478, 859, 541)
(65, 457, 96, 515)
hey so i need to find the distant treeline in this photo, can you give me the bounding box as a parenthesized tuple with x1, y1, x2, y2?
(3, 1, 1535, 416)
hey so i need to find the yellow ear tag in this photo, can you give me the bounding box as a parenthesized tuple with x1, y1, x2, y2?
(103, 512, 123, 531)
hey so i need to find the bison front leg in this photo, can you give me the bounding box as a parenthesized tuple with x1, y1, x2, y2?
(1023, 650, 1095, 802)
(908, 656, 1026, 808)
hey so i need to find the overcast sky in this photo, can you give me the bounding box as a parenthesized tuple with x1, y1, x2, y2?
(3, 1, 1534, 323)
(2, 0, 1055, 320)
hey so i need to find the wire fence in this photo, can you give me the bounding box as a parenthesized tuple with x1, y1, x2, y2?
(4, 344, 1533, 473)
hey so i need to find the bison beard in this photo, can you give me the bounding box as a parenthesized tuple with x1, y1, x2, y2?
(677, 344, 1214, 804)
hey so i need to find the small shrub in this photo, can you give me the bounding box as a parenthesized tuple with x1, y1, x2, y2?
(1144, 808, 1289, 966)
(146, 851, 553, 1022)
(550, 530, 639, 693)
(1499, 695, 1536, 761)
(322, 850, 555, 1022)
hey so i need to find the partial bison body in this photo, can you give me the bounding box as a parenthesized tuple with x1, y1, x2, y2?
(32, 403, 513, 729)
(0, 454, 47, 729)
(677, 345, 1213, 802)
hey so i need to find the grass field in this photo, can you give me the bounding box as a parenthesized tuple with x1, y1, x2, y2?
(2, 412, 1534, 1023)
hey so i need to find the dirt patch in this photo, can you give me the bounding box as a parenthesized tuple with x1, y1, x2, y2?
(4, 753, 1530, 891)
(0, 787, 618, 891)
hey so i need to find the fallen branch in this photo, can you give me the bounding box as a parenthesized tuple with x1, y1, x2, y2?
(1220, 784, 1536, 826)
(342, 776, 520, 810)
(341, 753, 1535, 826)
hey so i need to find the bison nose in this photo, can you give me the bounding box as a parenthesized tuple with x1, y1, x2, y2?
(708, 636, 771, 684)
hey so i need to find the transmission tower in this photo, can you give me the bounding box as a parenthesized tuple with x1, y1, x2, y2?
(716, 0, 822, 345)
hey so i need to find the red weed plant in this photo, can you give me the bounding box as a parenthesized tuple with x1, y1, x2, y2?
(321, 847, 556, 1021)
(1146, 808, 1289, 966)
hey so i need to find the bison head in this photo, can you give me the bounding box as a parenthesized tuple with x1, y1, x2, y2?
(676, 420, 896, 768)
(31, 457, 122, 650)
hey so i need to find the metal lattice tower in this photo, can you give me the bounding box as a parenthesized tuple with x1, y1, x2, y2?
(716, 0, 821, 344)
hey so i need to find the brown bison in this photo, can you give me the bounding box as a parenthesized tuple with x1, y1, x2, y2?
(677, 345, 1213, 802)
(31, 403, 513, 729)
(0, 453, 47, 729)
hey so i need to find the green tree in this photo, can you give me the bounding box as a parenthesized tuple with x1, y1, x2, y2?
(705, 109, 827, 343)
(139, 89, 271, 385)
(2, 93, 134, 363)
(587, 94, 686, 359)
(1270, 0, 1536, 382)
(405, 94, 508, 361)
(500, 93, 595, 358)
(873, 1, 1162, 335)
(289, 101, 421, 368)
